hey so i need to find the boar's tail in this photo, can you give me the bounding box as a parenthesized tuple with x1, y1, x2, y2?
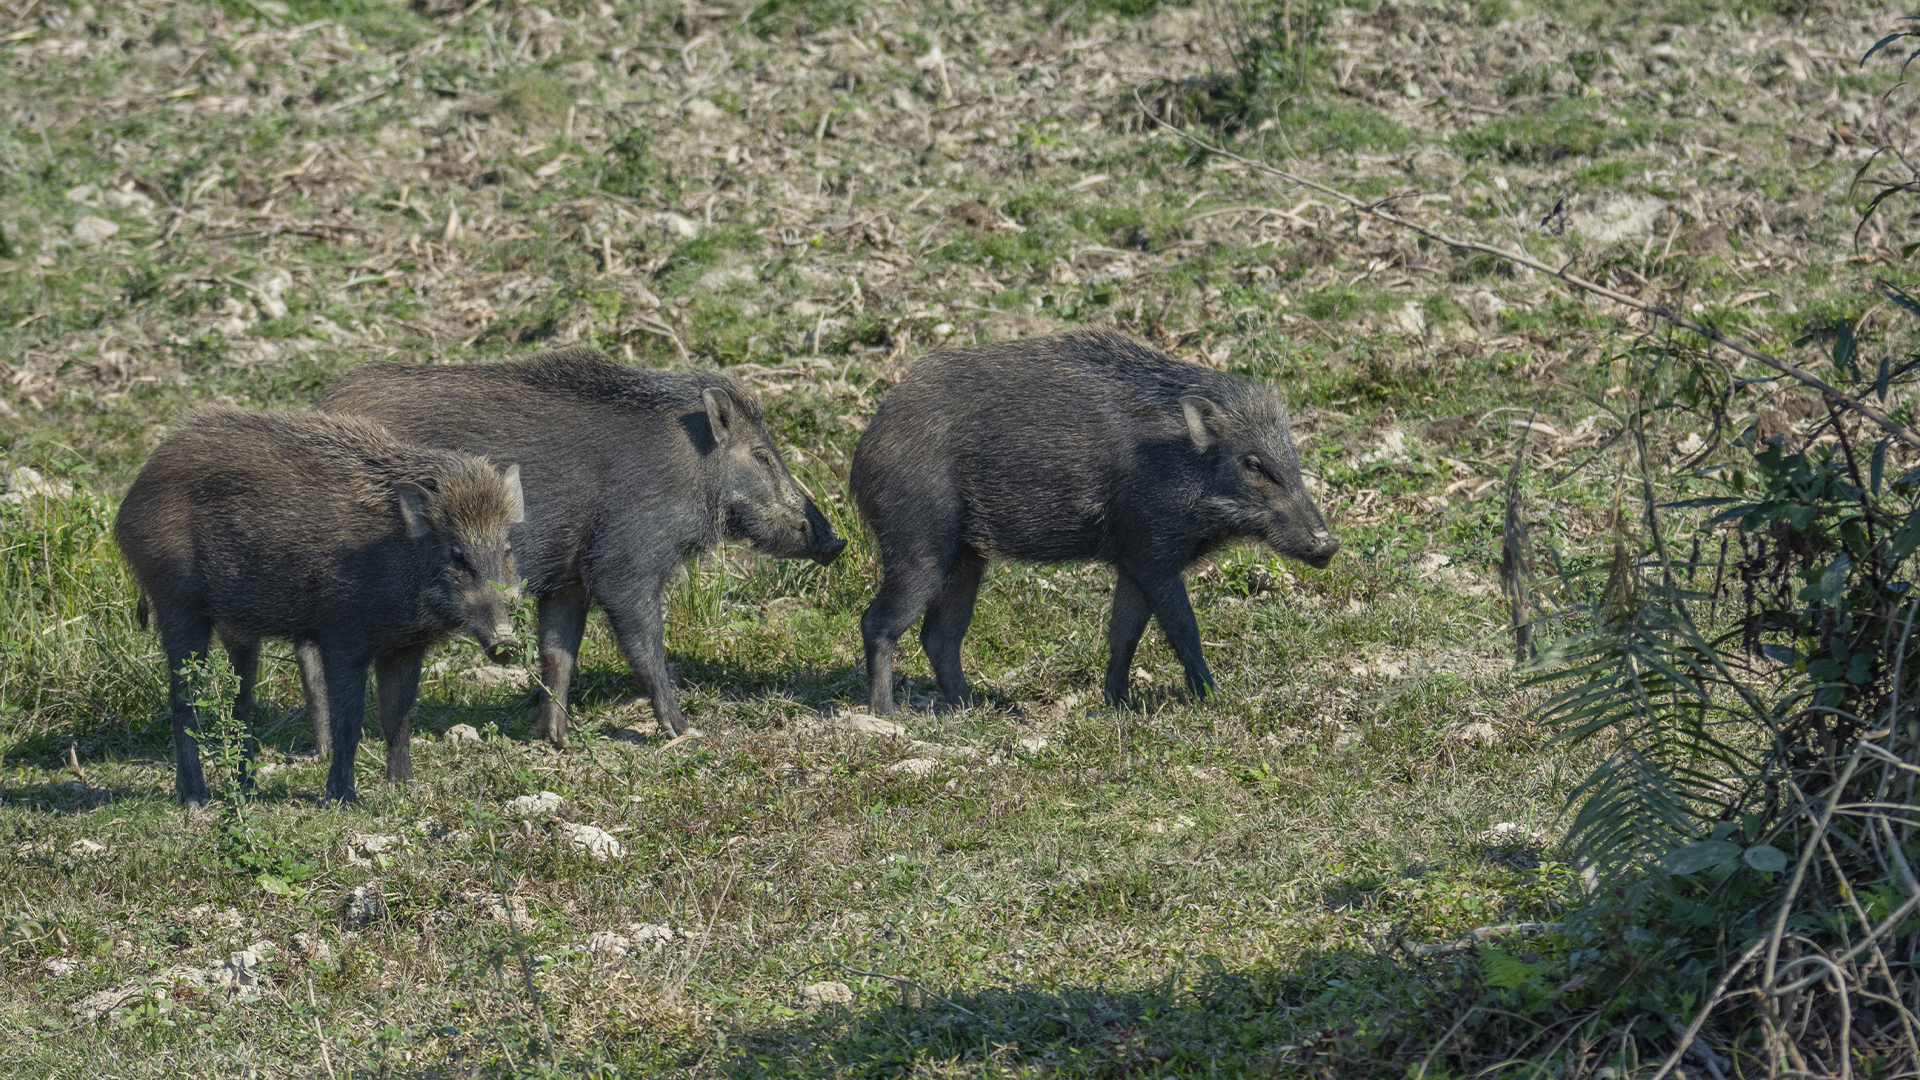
(136, 594, 149, 632)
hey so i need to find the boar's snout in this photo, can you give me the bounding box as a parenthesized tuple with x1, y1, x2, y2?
(1302, 529, 1339, 569)
(479, 622, 522, 665)
(469, 599, 521, 664)
(805, 501, 847, 566)
(812, 535, 848, 566)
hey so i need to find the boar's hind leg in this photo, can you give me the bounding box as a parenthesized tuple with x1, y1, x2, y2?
(861, 546, 954, 715)
(374, 643, 429, 785)
(919, 545, 987, 710)
(295, 641, 330, 759)
(220, 633, 261, 790)
(318, 648, 372, 805)
(602, 580, 688, 738)
(533, 587, 590, 749)
(160, 611, 215, 806)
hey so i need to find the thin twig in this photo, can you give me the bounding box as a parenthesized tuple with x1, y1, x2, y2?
(1133, 93, 1920, 452)
(1649, 935, 1770, 1080)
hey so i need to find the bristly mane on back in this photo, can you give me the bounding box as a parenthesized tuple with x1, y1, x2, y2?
(472, 347, 766, 422)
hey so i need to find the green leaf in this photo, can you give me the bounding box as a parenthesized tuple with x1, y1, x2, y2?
(1663, 840, 1741, 875)
(1478, 946, 1551, 990)
(258, 873, 293, 896)
(1743, 845, 1791, 873)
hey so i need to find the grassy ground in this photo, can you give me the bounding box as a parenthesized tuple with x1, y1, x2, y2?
(0, 0, 1909, 1074)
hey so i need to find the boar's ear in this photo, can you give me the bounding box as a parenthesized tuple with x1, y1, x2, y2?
(702, 387, 738, 449)
(394, 482, 434, 539)
(499, 465, 526, 524)
(1179, 396, 1227, 453)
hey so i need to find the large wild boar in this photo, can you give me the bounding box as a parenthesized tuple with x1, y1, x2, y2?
(114, 406, 525, 805)
(851, 329, 1338, 715)
(320, 347, 845, 746)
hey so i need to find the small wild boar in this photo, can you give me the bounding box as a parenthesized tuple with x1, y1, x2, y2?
(114, 406, 525, 805)
(851, 329, 1338, 715)
(320, 347, 845, 746)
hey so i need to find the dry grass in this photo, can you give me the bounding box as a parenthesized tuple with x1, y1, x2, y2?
(1, 0, 1911, 1073)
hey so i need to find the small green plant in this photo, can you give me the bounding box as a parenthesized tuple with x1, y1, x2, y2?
(600, 127, 660, 201)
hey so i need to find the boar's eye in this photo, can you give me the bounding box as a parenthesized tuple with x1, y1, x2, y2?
(754, 449, 776, 470)
(1242, 455, 1265, 477)
(451, 548, 473, 572)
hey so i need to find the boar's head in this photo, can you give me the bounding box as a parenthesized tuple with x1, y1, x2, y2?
(396, 461, 527, 662)
(1180, 390, 1338, 569)
(702, 384, 847, 567)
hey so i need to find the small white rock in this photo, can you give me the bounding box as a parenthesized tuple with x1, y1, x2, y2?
(342, 882, 386, 929)
(444, 723, 481, 744)
(43, 956, 79, 978)
(1, 464, 54, 503)
(836, 713, 909, 738)
(290, 932, 330, 960)
(660, 212, 699, 239)
(466, 890, 530, 924)
(344, 833, 404, 867)
(557, 821, 624, 861)
(460, 666, 531, 689)
(504, 790, 564, 816)
(627, 922, 677, 947)
(684, 98, 723, 127)
(1015, 736, 1050, 754)
(885, 757, 939, 778)
(585, 930, 631, 958)
(71, 215, 120, 244)
(796, 980, 854, 1007)
(64, 184, 98, 203)
(68, 838, 106, 857)
(1448, 721, 1499, 747)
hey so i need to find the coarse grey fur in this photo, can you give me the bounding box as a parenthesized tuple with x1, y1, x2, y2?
(851, 328, 1338, 715)
(114, 406, 525, 805)
(319, 346, 845, 745)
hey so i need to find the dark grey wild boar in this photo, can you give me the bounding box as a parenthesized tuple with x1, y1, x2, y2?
(114, 406, 526, 805)
(320, 346, 846, 746)
(851, 328, 1338, 715)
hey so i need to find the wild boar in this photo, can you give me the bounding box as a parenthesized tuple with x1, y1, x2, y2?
(114, 406, 525, 804)
(319, 346, 844, 746)
(851, 329, 1337, 715)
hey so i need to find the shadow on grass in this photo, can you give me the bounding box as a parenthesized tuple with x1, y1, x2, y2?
(713, 951, 1460, 1079)
(0, 779, 139, 814)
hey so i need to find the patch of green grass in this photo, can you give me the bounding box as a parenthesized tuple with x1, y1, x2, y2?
(1272, 99, 1414, 155)
(1452, 98, 1674, 163)
(494, 69, 574, 130)
(1298, 283, 1400, 321)
(746, 0, 864, 35)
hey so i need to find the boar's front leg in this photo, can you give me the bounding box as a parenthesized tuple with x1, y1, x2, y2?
(160, 610, 214, 806)
(374, 643, 428, 785)
(601, 577, 688, 738)
(1140, 566, 1214, 700)
(319, 647, 372, 805)
(1103, 566, 1216, 705)
(533, 586, 590, 749)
